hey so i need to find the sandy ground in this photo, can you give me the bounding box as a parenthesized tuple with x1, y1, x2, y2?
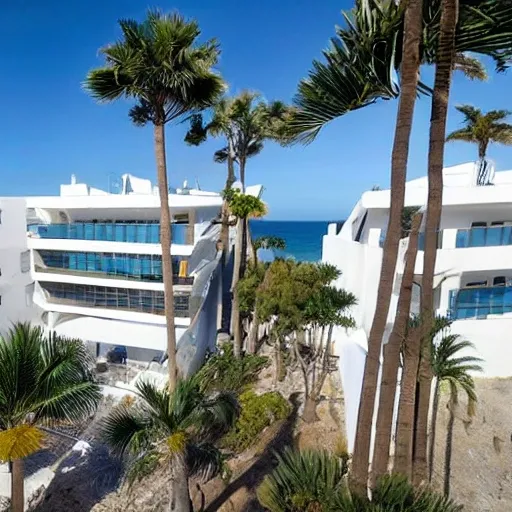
(431, 378, 512, 511)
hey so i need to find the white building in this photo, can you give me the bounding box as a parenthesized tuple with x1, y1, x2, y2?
(0, 173, 250, 366)
(323, 161, 512, 449)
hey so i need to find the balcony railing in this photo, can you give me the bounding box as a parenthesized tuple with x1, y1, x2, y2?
(28, 222, 195, 245)
(455, 226, 512, 248)
(41, 282, 190, 317)
(35, 250, 193, 285)
(448, 285, 512, 320)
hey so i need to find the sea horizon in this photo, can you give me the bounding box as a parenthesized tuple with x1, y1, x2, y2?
(250, 219, 345, 262)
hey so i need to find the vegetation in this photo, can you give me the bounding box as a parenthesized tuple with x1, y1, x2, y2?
(256, 260, 356, 420)
(257, 448, 349, 512)
(196, 342, 268, 395)
(84, 11, 223, 390)
(291, 0, 512, 492)
(252, 235, 287, 263)
(222, 390, 290, 452)
(257, 448, 462, 512)
(429, 326, 483, 495)
(226, 190, 267, 358)
(102, 377, 238, 512)
(447, 105, 512, 159)
(0, 323, 101, 512)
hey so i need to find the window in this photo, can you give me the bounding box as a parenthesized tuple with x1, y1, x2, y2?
(20, 251, 30, 273)
(0, 295, 2, 305)
(494, 276, 506, 286)
(465, 280, 488, 288)
(0, 209, 2, 224)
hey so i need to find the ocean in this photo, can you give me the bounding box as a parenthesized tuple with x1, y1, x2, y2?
(250, 220, 342, 262)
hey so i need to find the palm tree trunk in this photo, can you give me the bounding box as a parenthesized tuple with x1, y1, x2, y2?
(11, 459, 24, 512)
(394, 324, 421, 478)
(155, 122, 177, 391)
(240, 216, 248, 279)
(247, 311, 260, 354)
(169, 458, 191, 512)
(239, 157, 246, 191)
(444, 395, 456, 497)
(220, 154, 236, 268)
(372, 212, 423, 485)
(414, 0, 458, 486)
(231, 217, 244, 358)
(351, 0, 423, 494)
(428, 381, 441, 483)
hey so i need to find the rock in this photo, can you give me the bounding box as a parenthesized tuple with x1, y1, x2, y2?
(96, 359, 108, 373)
(0, 497, 10, 512)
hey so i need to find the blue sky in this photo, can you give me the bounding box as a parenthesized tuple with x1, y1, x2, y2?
(1, 0, 511, 220)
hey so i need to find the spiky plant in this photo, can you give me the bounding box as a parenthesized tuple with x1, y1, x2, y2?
(257, 448, 349, 511)
(257, 449, 462, 511)
(102, 377, 238, 512)
(0, 323, 101, 512)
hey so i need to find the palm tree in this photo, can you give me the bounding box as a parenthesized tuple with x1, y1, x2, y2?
(447, 105, 512, 183)
(226, 191, 267, 358)
(428, 333, 482, 493)
(84, 11, 224, 391)
(414, 0, 459, 486)
(251, 235, 286, 264)
(292, 0, 512, 490)
(0, 323, 101, 512)
(102, 377, 238, 512)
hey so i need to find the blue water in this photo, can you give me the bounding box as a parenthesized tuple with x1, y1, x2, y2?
(250, 220, 339, 262)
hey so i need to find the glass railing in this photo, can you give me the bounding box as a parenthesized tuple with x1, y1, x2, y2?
(455, 226, 512, 248)
(41, 282, 190, 317)
(35, 250, 193, 285)
(28, 222, 194, 245)
(448, 285, 512, 320)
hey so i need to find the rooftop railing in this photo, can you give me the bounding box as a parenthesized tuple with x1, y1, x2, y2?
(35, 250, 193, 285)
(455, 225, 512, 248)
(28, 222, 195, 245)
(448, 285, 512, 320)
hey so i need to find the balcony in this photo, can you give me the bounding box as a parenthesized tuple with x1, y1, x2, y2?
(41, 282, 191, 317)
(448, 285, 512, 320)
(35, 250, 193, 285)
(455, 225, 512, 248)
(28, 222, 195, 245)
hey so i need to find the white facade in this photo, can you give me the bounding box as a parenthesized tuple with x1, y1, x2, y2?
(323, 162, 512, 449)
(0, 173, 243, 363)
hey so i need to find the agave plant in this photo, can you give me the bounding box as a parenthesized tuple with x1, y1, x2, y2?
(257, 448, 462, 511)
(257, 448, 349, 511)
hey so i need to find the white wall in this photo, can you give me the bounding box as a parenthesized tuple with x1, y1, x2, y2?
(0, 199, 39, 335)
(451, 318, 512, 377)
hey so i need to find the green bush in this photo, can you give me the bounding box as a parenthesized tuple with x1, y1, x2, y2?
(257, 448, 348, 512)
(222, 390, 290, 452)
(257, 449, 463, 512)
(196, 343, 268, 394)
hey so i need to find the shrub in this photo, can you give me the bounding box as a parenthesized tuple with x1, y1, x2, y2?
(222, 390, 290, 452)
(197, 343, 268, 394)
(257, 448, 348, 512)
(257, 449, 463, 512)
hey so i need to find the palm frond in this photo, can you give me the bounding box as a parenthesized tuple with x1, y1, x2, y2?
(186, 443, 226, 481)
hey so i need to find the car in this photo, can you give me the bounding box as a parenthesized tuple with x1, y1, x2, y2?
(106, 345, 128, 364)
